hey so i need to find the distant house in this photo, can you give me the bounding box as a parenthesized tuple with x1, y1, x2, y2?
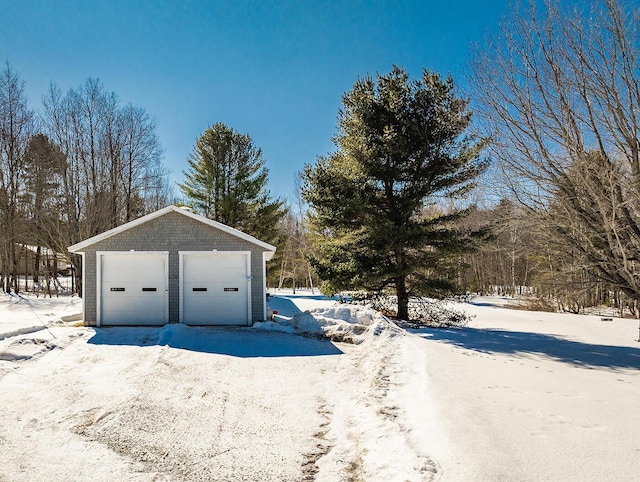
(15, 245, 68, 276)
(68, 205, 276, 327)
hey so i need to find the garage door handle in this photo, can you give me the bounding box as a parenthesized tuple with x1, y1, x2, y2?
(142, 288, 157, 292)
(193, 287, 207, 292)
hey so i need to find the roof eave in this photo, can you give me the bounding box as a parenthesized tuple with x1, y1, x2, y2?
(67, 205, 277, 255)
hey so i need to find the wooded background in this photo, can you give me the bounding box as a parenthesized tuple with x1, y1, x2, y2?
(2, 0, 639, 318)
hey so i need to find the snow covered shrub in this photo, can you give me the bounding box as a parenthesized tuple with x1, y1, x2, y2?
(344, 293, 473, 327)
(513, 296, 557, 313)
(407, 297, 473, 328)
(287, 305, 400, 344)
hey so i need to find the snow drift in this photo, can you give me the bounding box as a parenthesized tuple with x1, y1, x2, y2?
(254, 304, 403, 344)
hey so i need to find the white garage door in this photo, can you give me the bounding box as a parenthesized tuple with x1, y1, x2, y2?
(99, 252, 168, 326)
(180, 252, 251, 325)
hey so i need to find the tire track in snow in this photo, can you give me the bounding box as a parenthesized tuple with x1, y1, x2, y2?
(67, 330, 337, 481)
(301, 398, 333, 481)
(314, 329, 440, 482)
(72, 347, 243, 481)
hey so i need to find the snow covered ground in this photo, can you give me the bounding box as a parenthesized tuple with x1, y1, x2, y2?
(414, 298, 640, 481)
(0, 292, 80, 340)
(0, 291, 639, 481)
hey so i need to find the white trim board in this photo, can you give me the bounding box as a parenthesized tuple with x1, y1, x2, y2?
(69, 205, 276, 258)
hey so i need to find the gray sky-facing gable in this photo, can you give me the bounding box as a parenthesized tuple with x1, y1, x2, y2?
(68, 205, 276, 257)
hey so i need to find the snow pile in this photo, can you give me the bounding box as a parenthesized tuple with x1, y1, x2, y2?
(255, 305, 402, 344)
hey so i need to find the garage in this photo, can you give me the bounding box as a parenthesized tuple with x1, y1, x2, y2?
(180, 251, 251, 325)
(68, 205, 276, 327)
(98, 252, 168, 326)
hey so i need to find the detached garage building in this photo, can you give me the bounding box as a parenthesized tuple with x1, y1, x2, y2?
(68, 205, 276, 327)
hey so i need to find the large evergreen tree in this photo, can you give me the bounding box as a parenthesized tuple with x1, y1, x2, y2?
(302, 66, 488, 320)
(179, 122, 286, 244)
(22, 133, 66, 283)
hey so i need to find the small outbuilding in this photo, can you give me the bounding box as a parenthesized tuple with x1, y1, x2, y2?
(68, 205, 276, 327)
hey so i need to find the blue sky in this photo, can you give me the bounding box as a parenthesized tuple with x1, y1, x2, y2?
(1, 0, 509, 202)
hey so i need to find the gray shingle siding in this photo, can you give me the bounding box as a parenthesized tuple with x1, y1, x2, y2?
(80, 211, 268, 325)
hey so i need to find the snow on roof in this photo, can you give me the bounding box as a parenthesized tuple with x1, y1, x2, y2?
(67, 205, 277, 258)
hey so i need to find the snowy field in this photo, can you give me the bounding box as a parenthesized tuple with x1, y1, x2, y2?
(0, 291, 639, 481)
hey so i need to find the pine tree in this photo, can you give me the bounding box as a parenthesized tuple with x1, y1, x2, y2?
(22, 133, 66, 284)
(179, 123, 286, 244)
(302, 66, 488, 320)
(0, 63, 34, 293)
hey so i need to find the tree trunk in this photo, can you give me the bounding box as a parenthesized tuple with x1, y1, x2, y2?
(34, 245, 41, 284)
(10, 240, 18, 294)
(396, 275, 409, 320)
(72, 254, 83, 297)
(307, 264, 315, 294)
(278, 257, 286, 290)
(45, 253, 51, 298)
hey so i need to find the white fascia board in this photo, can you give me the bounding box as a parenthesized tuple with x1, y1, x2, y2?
(175, 207, 277, 254)
(69, 206, 175, 252)
(68, 205, 277, 256)
(80, 252, 86, 324)
(262, 251, 268, 321)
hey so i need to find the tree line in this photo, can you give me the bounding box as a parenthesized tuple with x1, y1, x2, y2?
(3, 0, 638, 321)
(300, 0, 640, 319)
(187, 0, 640, 320)
(462, 0, 640, 316)
(0, 67, 170, 295)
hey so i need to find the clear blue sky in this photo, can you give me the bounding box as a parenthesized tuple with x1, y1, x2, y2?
(1, 0, 508, 202)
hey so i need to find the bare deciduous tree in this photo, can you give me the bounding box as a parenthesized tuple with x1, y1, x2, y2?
(471, 0, 640, 301)
(0, 63, 34, 292)
(42, 78, 169, 295)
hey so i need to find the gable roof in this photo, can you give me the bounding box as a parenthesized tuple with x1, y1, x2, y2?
(68, 205, 277, 258)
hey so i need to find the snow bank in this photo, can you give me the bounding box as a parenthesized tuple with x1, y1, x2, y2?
(254, 304, 402, 344)
(3, 291, 640, 481)
(0, 293, 82, 341)
(0, 294, 83, 376)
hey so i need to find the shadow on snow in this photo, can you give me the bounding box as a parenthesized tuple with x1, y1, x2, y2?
(413, 327, 640, 370)
(467, 300, 503, 308)
(266, 296, 304, 317)
(88, 325, 343, 358)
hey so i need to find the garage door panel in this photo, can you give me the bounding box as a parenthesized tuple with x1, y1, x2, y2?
(104, 290, 165, 305)
(181, 253, 250, 326)
(100, 253, 167, 326)
(104, 283, 164, 292)
(183, 282, 244, 291)
(183, 261, 246, 283)
(192, 256, 246, 270)
(185, 271, 244, 284)
(184, 306, 246, 325)
(185, 289, 245, 304)
(102, 256, 165, 284)
(102, 304, 165, 324)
